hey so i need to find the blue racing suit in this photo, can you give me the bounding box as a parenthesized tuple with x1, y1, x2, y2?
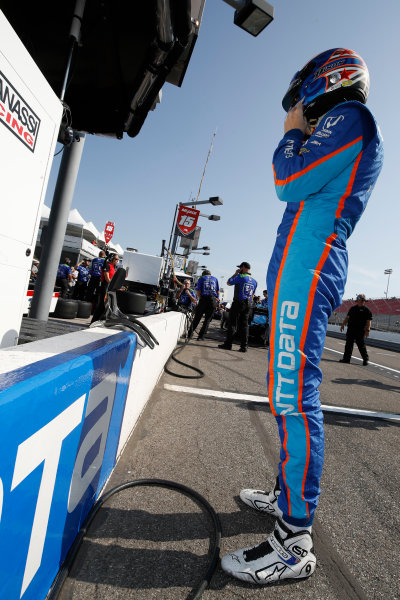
(267, 101, 383, 526)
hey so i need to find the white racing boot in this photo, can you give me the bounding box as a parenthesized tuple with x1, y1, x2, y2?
(221, 518, 316, 585)
(240, 476, 282, 517)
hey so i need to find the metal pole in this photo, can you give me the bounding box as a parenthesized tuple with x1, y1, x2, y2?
(29, 0, 87, 321)
(163, 205, 178, 282)
(60, 0, 87, 100)
(170, 206, 181, 258)
(171, 232, 180, 256)
(385, 272, 391, 298)
(195, 130, 217, 204)
(183, 238, 194, 272)
(30, 133, 86, 320)
(167, 204, 178, 254)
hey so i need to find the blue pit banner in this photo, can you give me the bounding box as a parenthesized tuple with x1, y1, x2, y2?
(0, 331, 136, 600)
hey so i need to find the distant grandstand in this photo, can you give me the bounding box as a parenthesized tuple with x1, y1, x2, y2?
(329, 297, 400, 332)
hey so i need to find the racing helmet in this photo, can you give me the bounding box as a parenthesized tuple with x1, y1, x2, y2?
(282, 48, 369, 120)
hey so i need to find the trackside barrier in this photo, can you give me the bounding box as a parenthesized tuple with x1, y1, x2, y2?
(0, 311, 184, 600)
(326, 329, 400, 353)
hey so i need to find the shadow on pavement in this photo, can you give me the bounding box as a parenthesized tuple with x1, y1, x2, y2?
(323, 412, 400, 430)
(330, 377, 400, 393)
(83, 501, 275, 543)
(64, 501, 278, 592)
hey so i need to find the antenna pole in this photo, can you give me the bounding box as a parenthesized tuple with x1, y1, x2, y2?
(194, 129, 217, 205)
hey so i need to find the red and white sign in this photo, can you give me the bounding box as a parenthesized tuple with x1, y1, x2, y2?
(25, 290, 59, 315)
(104, 221, 115, 244)
(176, 206, 200, 236)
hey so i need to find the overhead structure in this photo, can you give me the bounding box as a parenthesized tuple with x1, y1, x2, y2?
(1, 0, 206, 139)
(222, 0, 274, 36)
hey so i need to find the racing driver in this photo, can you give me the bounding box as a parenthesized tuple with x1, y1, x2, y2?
(221, 48, 384, 584)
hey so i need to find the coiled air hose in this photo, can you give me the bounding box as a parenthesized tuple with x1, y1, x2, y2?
(46, 479, 222, 600)
(164, 309, 205, 379)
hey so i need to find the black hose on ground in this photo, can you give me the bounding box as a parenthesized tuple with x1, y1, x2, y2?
(164, 341, 205, 379)
(164, 309, 205, 379)
(46, 479, 222, 600)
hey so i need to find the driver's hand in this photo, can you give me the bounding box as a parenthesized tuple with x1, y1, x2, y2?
(284, 100, 309, 135)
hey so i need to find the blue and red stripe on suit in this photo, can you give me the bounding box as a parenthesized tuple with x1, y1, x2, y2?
(267, 101, 383, 526)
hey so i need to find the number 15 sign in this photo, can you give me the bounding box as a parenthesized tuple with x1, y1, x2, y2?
(176, 206, 200, 236)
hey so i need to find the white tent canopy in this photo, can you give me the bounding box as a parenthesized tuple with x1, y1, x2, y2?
(37, 205, 124, 258)
(113, 243, 124, 255)
(84, 221, 100, 239)
(68, 208, 86, 226)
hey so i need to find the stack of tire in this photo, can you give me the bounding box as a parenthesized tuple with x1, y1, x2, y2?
(53, 298, 92, 319)
(116, 291, 147, 315)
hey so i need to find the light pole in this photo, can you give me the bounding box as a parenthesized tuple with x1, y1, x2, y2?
(30, 0, 88, 321)
(384, 268, 393, 298)
(199, 213, 221, 221)
(167, 196, 222, 257)
(165, 197, 222, 283)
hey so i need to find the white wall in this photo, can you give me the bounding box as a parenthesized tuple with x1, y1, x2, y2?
(117, 311, 184, 455)
(0, 311, 185, 600)
(0, 11, 62, 347)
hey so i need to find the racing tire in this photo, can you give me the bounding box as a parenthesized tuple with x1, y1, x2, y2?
(54, 299, 79, 319)
(77, 301, 92, 319)
(116, 290, 147, 315)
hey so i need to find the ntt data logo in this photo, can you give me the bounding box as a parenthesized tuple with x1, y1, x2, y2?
(0, 71, 41, 152)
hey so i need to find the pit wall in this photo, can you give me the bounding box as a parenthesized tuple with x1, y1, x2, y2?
(0, 311, 184, 600)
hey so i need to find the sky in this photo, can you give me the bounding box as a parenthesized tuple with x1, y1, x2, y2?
(45, 0, 400, 302)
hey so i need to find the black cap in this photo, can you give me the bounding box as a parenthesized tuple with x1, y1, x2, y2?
(237, 261, 251, 270)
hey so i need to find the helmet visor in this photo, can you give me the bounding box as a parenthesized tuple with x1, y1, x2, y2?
(282, 77, 301, 112)
(282, 60, 316, 112)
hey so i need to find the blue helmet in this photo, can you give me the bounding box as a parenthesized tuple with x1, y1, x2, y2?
(282, 48, 370, 120)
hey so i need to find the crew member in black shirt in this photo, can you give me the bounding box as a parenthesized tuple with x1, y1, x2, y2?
(339, 293, 372, 365)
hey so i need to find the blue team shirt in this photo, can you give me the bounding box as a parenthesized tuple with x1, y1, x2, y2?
(91, 257, 105, 277)
(228, 273, 257, 301)
(57, 264, 71, 279)
(178, 289, 196, 307)
(196, 275, 219, 298)
(77, 265, 90, 282)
